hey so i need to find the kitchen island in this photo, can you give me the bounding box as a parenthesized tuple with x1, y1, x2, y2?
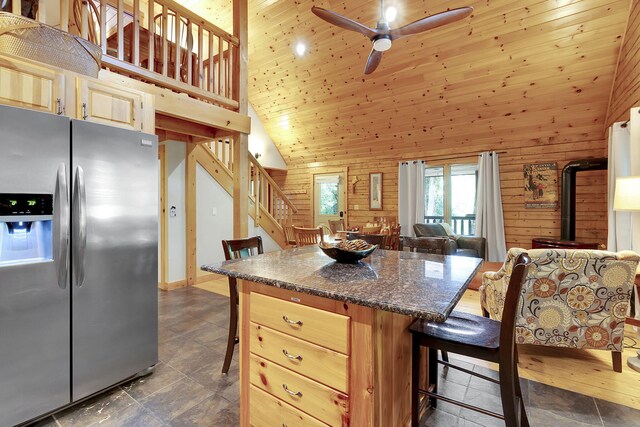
(203, 246, 482, 426)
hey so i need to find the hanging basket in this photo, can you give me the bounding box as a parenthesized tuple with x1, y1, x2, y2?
(0, 12, 101, 77)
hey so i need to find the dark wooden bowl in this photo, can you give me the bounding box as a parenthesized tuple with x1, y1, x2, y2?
(319, 242, 377, 263)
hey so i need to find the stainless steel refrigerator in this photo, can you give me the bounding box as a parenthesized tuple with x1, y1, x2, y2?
(0, 105, 158, 426)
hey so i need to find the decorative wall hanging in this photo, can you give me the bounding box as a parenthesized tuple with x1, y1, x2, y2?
(523, 162, 558, 208)
(370, 172, 383, 210)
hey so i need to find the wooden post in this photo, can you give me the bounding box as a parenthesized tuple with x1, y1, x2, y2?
(186, 141, 197, 286)
(233, 0, 248, 239)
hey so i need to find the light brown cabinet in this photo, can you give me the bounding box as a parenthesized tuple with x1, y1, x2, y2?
(76, 77, 152, 131)
(0, 54, 154, 131)
(0, 55, 65, 115)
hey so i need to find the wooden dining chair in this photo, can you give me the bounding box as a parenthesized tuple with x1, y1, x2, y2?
(283, 224, 297, 246)
(220, 236, 263, 374)
(385, 224, 401, 250)
(346, 232, 387, 247)
(328, 219, 345, 234)
(293, 226, 324, 247)
(410, 253, 531, 427)
(401, 236, 451, 254)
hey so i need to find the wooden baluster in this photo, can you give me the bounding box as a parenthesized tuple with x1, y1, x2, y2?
(11, 0, 20, 15)
(117, 0, 124, 60)
(214, 139, 220, 160)
(100, 0, 107, 54)
(197, 25, 204, 89)
(227, 42, 233, 99)
(253, 165, 259, 227)
(186, 20, 192, 86)
(148, 0, 154, 71)
(208, 32, 214, 92)
(174, 11, 181, 82)
(60, 0, 69, 32)
(217, 38, 223, 96)
(221, 139, 227, 169)
(161, 5, 168, 76)
(81, 0, 88, 39)
(133, 0, 140, 66)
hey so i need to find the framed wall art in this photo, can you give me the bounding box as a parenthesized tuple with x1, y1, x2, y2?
(370, 172, 383, 210)
(523, 162, 558, 209)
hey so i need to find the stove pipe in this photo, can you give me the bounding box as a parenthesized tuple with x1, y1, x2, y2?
(560, 158, 607, 241)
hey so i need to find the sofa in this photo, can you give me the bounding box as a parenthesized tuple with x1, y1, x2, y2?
(413, 223, 486, 259)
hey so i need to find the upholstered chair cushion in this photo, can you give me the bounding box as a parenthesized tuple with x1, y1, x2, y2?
(480, 248, 639, 352)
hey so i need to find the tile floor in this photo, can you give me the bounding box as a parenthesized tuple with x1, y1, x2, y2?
(30, 287, 640, 426)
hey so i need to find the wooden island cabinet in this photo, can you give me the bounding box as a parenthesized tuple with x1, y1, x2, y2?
(205, 246, 482, 426)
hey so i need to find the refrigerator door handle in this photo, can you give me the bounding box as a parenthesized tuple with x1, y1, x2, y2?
(72, 166, 87, 288)
(53, 163, 69, 289)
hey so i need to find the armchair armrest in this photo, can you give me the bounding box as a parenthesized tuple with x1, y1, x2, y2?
(455, 236, 486, 260)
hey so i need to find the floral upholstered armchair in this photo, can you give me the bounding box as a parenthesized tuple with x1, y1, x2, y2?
(479, 248, 639, 372)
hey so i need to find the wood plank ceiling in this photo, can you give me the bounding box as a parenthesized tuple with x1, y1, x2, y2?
(178, 0, 630, 168)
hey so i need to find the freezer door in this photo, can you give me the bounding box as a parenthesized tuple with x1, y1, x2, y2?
(0, 106, 71, 426)
(71, 120, 158, 401)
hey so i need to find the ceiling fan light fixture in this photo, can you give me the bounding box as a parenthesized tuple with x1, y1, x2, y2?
(373, 36, 392, 52)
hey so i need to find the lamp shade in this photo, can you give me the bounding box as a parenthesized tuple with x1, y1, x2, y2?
(613, 176, 640, 211)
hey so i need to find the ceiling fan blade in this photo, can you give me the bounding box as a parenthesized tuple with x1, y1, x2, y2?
(364, 49, 383, 75)
(389, 7, 473, 39)
(311, 6, 379, 39)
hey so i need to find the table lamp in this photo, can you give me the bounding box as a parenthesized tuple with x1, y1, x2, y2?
(613, 176, 640, 373)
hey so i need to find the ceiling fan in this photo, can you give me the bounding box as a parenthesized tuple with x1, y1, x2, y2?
(311, 1, 473, 74)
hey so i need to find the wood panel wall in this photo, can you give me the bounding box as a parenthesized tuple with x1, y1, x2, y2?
(271, 134, 608, 250)
(607, 0, 640, 126)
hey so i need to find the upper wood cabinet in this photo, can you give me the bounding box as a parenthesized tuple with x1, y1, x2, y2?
(0, 56, 65, 115)
(76, 78, 153, 132)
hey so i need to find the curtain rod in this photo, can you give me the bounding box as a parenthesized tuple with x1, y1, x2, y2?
(400, 150, 508, 164)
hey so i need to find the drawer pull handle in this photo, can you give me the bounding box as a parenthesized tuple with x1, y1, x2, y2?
(282, 384, 303, 398)
(282, 349, 303, 361)
(282, 315, 303, 326)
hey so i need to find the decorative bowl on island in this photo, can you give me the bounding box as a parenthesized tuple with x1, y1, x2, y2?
(319, 239, 377, 263)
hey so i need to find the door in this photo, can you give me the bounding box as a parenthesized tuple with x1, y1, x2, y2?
(76, 77, 145, 131)
(0, 106, 71, 426)
(313, 172, 346, 228)
(71, 120, 158, 400)
(0, 56, 65, 115)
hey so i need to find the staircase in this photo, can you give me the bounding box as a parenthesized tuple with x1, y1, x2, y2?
(194, 138, 297, 248)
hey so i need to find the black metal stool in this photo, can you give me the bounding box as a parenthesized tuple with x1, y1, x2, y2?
(410, 253, 531, 427)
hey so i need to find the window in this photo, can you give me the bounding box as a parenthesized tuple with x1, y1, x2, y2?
(424, 164, 477, 236)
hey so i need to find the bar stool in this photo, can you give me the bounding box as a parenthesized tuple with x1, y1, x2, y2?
(221, 236, 263, 374)
(410, 253, 531, 427)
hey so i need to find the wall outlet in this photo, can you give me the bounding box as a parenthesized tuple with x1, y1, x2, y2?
(354, 205, 359, 210)
(212, 207, 217, 216)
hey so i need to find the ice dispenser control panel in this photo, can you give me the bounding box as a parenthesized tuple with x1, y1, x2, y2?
(0, 193, 53, 266)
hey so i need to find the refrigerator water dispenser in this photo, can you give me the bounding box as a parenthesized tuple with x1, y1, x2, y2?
(0, 193, 53, 266)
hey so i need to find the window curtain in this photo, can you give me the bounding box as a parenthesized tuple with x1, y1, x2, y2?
(475, 152, 506, 261)
(607, 122, 632, 251)
(398, 161, 425, 237)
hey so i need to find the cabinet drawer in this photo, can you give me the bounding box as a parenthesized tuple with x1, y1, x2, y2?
(250, 322, 349, 393)
(250, 354, 349, 427)
(250, 385, 329, 427)
(251, 293, 349, 354)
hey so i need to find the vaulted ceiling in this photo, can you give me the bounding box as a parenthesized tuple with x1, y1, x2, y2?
(179, 0, 630, 167)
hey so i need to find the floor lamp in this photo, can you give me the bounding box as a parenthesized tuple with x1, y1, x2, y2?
(613, 176, 640, 373)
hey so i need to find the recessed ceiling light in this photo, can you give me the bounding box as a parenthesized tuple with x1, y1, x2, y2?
(295, 42, 307, 56)
(385, 6, 397, 22)
(280, 115, 290, 129)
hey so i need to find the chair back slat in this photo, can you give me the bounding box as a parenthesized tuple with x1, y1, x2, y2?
(222, 236, 264, 261)
(328, 219, 345, 234)
(499, 253, 530, 355)
(293, 226, 324, 247)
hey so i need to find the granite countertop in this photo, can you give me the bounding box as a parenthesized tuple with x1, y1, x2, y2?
(202, 246, 483, 322)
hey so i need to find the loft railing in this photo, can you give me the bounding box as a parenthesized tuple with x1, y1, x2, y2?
(424, 215, 476, 236)
(4, 0, 239, 110)
(204, 138, 298, 231)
